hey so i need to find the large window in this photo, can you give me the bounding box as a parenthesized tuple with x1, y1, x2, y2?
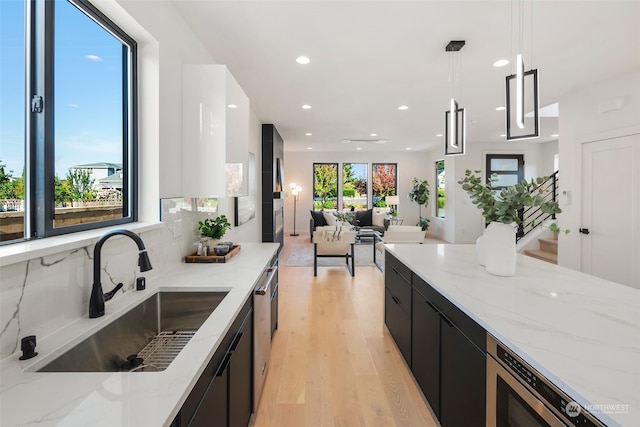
(0, 0, 137, 243)
(313, 163, 338, 210)
(342, 163, 367, 210)
(435, 159, 445, 218)
(372, 163, 397, 207)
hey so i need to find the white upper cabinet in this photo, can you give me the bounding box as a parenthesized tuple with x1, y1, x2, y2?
(182, 64, 249, 198)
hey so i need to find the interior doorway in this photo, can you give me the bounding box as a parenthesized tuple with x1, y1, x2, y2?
(580, 134, 640, 289)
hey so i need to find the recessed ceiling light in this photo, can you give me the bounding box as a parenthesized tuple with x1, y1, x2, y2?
(551, 134, 559, 137)
(227, 104, 238, 109)
(302, 104, 312, 109)
(500, 133, 507, 137)
(436, 133, 443, 137)
(356, 147, 362, 151)
(296, 56, 310, 65)
(398, 105, 409, 110)
(307, 147, 313, 150)
(496, 106, 506, 111)
(305, 132, 312, 136)
(370, 133, 377, 137)
(406, 147, 412, 150)
(493, 59, 509, 67)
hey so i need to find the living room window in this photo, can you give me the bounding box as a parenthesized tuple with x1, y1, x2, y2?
(312, 163, 338, 210)
(0, 0, 137, 243)
(435, 159, 445, 218)
(342, 163, 367, 211)
(372, 163, 397, 207)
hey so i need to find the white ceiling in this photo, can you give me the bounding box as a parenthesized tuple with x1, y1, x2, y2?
(171, 0, 640, 153)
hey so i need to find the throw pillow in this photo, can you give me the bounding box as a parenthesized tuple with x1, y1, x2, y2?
(310, 210, 328, 227)
(354, 209, 373, 226)
(323, 211, 338, 226)
(372, 210, 386, 227)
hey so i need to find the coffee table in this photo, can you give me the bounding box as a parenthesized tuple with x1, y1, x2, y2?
(356, 228, 383, 271)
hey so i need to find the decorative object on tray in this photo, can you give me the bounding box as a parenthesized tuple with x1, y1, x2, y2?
(458, 169, 563, 276)
(408, 177, 430, 231)
(197, 214, 231, 247)
(185, 244, 241, 263)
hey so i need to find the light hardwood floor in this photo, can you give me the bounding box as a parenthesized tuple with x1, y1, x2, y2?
(252, 233, 439, 427)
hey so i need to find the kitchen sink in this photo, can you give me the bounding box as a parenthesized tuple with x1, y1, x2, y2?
(37, 291, 228, 373)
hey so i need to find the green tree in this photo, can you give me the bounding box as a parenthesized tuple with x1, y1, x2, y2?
(54, 175, 72, 206)
(66, 169, 95, 200)
(0, 162, 20, 199)
(313, 164, 337, 207)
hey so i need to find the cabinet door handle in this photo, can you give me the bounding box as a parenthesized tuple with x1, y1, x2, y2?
(217, 352, 232, 376)
(391, 295, 401, 305)
(440, 313, 454, 328)
(230, 332, 243, 351)
(391, 266, 400, 275)
(425, 299, 439, 314)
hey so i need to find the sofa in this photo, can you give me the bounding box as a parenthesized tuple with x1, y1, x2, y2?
(309, 208, 388, 241)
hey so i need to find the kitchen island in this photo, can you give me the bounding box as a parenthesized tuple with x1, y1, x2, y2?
(385, 243, 640, 427)
(0, 243, 279, 427)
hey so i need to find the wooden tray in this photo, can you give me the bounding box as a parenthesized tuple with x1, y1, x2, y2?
(185, 245, 241, 263)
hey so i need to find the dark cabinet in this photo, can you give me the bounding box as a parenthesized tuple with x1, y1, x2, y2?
(411, 289, 441, 419)
(229, 313, 253, 427)
(411, 275, 486, 427)
(178, 297, 253, 427)
(384, 253, 412, 365)
(440, 319, 486, 427)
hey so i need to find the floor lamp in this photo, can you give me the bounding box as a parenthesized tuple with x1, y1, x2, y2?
(290, 183, 302, 236)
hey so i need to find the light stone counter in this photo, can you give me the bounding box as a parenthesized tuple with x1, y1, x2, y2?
(0, 243, 279, 427)
(385, 243, 640, 427)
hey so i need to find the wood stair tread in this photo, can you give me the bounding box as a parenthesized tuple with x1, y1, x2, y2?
(524, 249, 558, 264)
(538, 237, 558, 246)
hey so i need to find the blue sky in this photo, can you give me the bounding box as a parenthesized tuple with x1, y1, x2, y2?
(0, 0, 123, 178)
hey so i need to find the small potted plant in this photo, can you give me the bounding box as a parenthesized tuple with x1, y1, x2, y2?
(458, 169, 564, 276)
(198, 215, 232, 245)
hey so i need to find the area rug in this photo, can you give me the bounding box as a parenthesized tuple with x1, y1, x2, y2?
(285, 243, 384, 267)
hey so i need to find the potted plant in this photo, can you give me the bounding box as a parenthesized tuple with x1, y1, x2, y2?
(198, 215, 232, 243)
(408, 177, 430, 231)
(458, 169, 563, 276)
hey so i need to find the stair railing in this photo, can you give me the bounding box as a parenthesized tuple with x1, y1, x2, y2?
(516, 171, 559, 242)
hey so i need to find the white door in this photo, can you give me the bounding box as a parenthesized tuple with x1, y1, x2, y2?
(580, 134, 640, 289)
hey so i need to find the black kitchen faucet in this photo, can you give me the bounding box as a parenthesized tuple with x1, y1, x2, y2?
(89, 229, 152, 318)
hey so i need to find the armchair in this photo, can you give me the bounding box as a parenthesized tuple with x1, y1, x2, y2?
(313, 227, 356, 276)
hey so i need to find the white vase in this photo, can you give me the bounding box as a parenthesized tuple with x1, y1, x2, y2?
(476, 233, 486, 266)
(484, 222, 517, 276)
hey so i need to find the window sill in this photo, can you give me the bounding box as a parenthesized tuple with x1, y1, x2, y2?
(0, 222, 163, 268)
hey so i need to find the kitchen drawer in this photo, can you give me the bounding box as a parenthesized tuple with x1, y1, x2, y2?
(384, 288, 412, 366)
(386, 252, 412, 284)
(385, 257, 412, 318)
(413, 275, 485, 352)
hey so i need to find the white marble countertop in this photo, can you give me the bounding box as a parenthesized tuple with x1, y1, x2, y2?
(385, 243, 640, 427)
(0, 243, 279, 427)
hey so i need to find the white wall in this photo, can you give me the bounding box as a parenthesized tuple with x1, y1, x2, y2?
(284, 150, 430, 234)
(558, 68, 640, 270)
(425, 139, 554, 243)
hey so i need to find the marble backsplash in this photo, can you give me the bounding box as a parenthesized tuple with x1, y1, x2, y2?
(0, 202, 218, 361)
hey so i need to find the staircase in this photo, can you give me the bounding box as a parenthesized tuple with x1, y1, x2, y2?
(524, 234, 558, 264)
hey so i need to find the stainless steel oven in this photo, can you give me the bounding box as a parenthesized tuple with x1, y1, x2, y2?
(486, 334, 604, 427)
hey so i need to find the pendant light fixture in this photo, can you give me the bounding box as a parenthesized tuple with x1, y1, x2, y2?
(505, 0, 540, 140)
(445, 40, 466, 156)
